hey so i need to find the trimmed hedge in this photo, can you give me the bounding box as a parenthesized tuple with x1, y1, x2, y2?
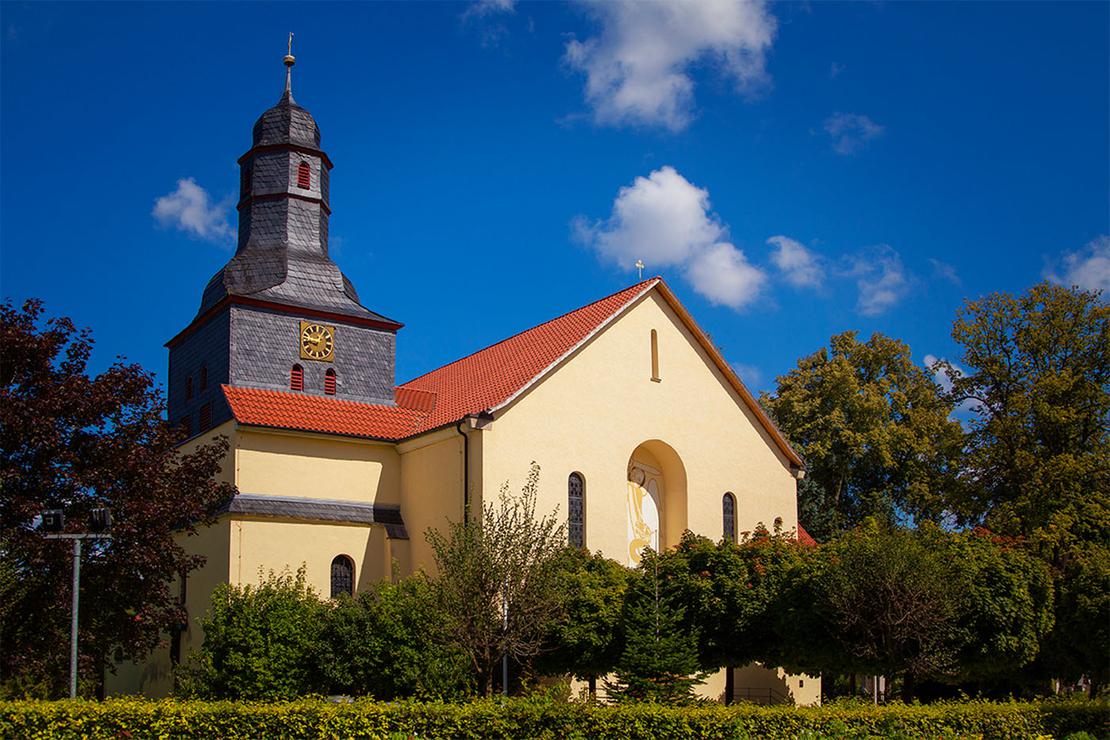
(1, 697, 1106, 739)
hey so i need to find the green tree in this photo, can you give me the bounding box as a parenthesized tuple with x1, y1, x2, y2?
(426, 463, 567, 696)
(607, 550, 706, 703)
(943, 282, 1109, 690)
(762, 331, 964, 540)
(0, 299, 234, 698)
(536, 547, 629, 698)
(946, 529, 1055, 684)
(318, 575, 471, 700)
(178, 567, 326, 700)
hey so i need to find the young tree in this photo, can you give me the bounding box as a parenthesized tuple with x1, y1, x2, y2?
(0, 299, 235, 698)
(318, 575, 471, 700)
(607, 550, 706, 703)
(178, 567, 326, 700)
(942, 282, 1109, 690)
(426, 462, 567, 696)
(762, 331, 964, 540)
(536, 547, 630, 698)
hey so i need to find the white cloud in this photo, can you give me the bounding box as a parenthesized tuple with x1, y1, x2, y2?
(1046, 235, 1110, 294)
(463, 0, 514, 17)
(924, 354, 978, 415)
(823, 112, 884, 155)
(685, 242, 767, 309)
(565, 0, 777, 131)
(928, 258, 961, 285)
(153, 178, 234, 245)
(767, 235, 824, 288)
(843, 246, 909, 315)
(577, 165, 766, 309)
(732, 361, 764, 389)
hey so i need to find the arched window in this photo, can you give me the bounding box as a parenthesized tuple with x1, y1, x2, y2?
(290, 364, 304, 391)
(324, 368, 337, 396)
(568, 473, 585, 548)
(185, 376, 193, 401)
(297, 161, 311, 189)
(330, 555, 354, 598)
(199, 364, 208, 391)
(650, 329, 660, 381)
(722, 492, 737, 543)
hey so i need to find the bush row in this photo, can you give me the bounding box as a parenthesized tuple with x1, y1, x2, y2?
(1, 697, 1106, 739)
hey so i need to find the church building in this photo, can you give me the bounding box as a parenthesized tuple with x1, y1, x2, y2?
(109, 50, 819, 705)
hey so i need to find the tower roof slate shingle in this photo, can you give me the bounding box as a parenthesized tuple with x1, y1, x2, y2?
(221, 277, 804, 468)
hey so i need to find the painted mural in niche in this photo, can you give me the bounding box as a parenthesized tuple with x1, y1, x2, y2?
(626, 466, 661, 566)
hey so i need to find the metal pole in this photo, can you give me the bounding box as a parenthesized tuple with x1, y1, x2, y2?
(501, 596, 508, 696)
(70, 538, 81, 699)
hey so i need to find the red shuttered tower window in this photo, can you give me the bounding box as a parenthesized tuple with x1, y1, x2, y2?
(290, 364, 304, 391)
(324, 368, 337, 396)
(297, 161, 311, 189)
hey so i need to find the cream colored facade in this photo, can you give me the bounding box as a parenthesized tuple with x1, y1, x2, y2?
(109, 284, 819, 705)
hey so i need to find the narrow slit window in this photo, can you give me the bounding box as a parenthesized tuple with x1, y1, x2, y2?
(290, 364, 304, 391)
(331, 555, 354, 598)
(199, 365, 208, 391)
(324, 368, 337, 396)
(568, 473, 585, 548)
(650, 329, 660, 381)
(240, 167, 251, 197)
(185, 376, 193, 401)
(723, 492, 737, 543)
(297, 161, 311, 189)
(198, 403, 211, 431)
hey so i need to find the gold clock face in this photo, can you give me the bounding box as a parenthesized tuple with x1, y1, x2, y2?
(299, 321, 335, 362)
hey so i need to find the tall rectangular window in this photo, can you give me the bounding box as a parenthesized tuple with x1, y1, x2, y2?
(568, 473, 585, 548)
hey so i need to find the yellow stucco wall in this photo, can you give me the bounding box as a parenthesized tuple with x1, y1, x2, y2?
(235, 427, 400, 505)
(397, 428, 468, 574)
(478, 290, 799, 558)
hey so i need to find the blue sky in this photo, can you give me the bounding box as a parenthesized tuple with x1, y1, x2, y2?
(2, 1, 1107, 396)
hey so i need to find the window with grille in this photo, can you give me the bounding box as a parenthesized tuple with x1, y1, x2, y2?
(568, 473, 585, 548)
(330, 555, 354, 598)
(199, 403, 211, 431)
(199, 365, 208, 391)
(297, 161, 311, 189)
(723, 492, 737, 543)
(290, 364, 304, 391)
(324, 368, 337, 395)
(185, 376, 193, 401)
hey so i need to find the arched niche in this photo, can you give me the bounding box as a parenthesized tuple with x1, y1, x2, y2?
(625, 439, 688, 565)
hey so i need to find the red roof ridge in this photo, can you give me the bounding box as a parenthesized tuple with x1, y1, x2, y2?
(398, 277, 659, 390)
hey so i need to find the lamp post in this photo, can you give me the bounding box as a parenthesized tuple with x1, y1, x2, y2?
(41, 508, 112, 699)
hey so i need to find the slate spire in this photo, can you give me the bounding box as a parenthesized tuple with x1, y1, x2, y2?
(196, 41, 389, 324)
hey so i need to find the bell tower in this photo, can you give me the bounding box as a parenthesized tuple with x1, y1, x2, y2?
(166, 39, 401, 436)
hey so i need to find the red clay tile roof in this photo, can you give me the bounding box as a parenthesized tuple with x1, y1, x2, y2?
(219, 278, 804, 469)
(796, 523, 818, 547)
(222, 385, 428, 440)
(394, 278, 658, 431)
(221, 278, 657, 441)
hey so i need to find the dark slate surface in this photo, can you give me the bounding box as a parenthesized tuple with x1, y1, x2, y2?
(167, 308, 232, 433)
(169, 78, 400, 427)
(221, 492, 409, 539)
(229, 304, 396, 404)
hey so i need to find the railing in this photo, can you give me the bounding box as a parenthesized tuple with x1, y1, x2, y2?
(732, 686, 791, 705)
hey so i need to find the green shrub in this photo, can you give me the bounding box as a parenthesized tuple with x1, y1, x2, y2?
(1, 697, 1105, 739)
(176, 567, 327, 700)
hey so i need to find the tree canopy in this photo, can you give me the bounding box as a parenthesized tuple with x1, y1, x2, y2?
(0, 299, 235, 698)
(762, 331, 964, 540)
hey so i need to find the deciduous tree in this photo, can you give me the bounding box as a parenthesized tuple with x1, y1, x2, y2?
(426, 463, 567, 696)
(762, 332, 963, 540)
(0, 299, 234, 698)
